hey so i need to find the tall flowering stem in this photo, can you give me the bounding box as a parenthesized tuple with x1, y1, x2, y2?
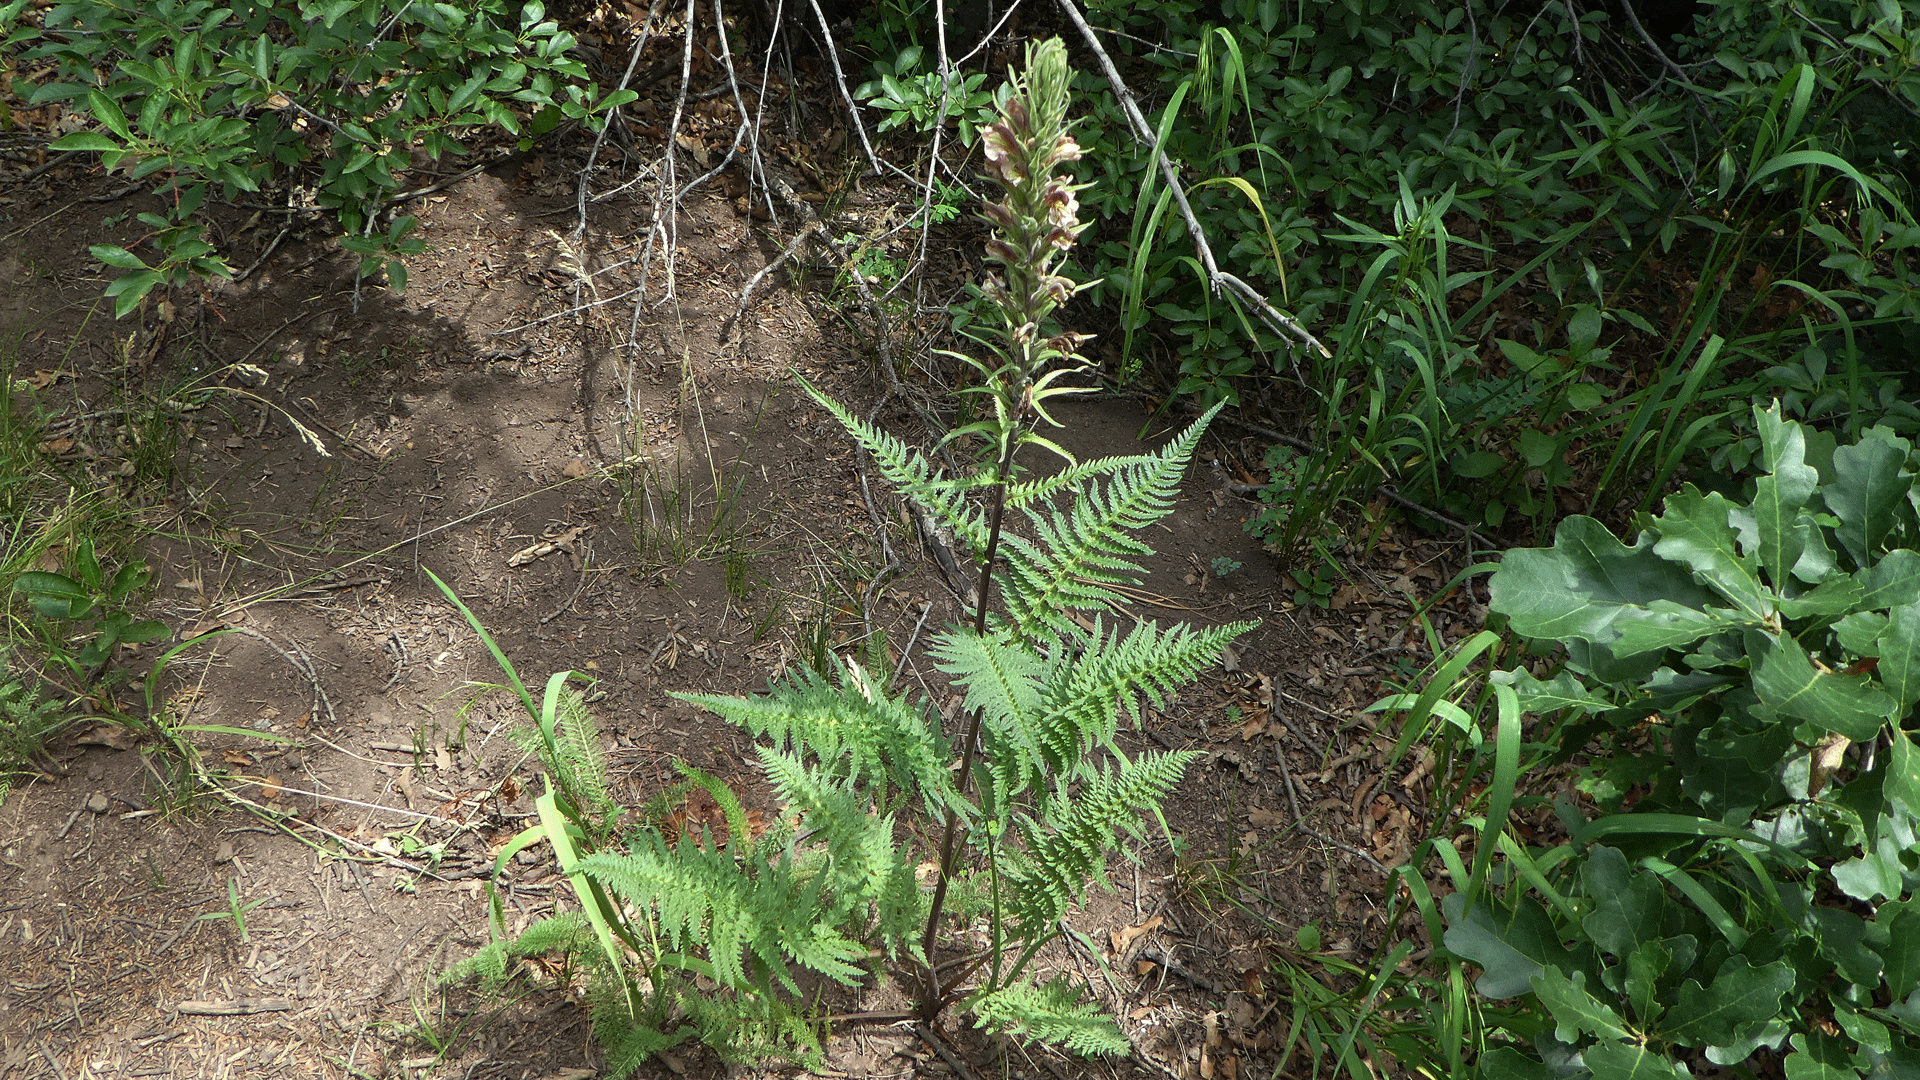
(951, 36, 1095, 484)
(921, 36, 1095, 1016)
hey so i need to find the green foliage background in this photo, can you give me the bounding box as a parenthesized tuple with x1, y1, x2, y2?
(863, 0, 1920, 546)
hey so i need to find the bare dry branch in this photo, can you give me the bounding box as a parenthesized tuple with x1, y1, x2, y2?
(806, 0, 883, 175)
(1053, 0, 1329, 359)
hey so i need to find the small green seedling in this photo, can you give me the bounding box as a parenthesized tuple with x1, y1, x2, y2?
(197, 876, 269, 942)
(12, 538, 168, 686)
(1212, 556, 1242, 577)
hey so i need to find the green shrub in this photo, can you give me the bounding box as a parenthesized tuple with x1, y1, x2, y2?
(1426, 401, 1920, 1080)
(994, 0, 1920, 543)
(2, 0, 634, 313)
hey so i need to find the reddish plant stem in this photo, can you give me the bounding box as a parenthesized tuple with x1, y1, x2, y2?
(917, 423, 1023, 1018)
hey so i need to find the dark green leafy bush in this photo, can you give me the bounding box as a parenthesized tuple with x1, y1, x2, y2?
(1444, 402, 1920, 1080)
(2, 0, 634, 312)
(1019, 0, 1920, 543)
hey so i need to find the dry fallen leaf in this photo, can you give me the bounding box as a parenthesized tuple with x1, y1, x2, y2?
(1247, 806, 1287, 829)
(1109, 914, 1163, 955)
(1809, 731, 1851, 797)
(73, 724, 139, 751)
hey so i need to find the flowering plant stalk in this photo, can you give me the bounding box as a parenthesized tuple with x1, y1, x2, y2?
(945, 36, 1097, 484)
(444, 38, 1247, 1068)
(917, 35, 1104, 1013)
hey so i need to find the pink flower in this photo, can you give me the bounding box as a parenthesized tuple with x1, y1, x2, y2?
(981, 123, 1024, 184)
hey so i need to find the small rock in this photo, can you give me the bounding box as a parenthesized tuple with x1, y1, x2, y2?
(84, 792, 109, 814)
(214, 841, 235, 864)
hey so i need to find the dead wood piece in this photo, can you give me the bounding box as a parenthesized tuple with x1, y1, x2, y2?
(176, 997, 295, 1016)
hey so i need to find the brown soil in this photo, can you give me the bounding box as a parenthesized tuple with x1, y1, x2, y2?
(0, 56, 1489, 1080)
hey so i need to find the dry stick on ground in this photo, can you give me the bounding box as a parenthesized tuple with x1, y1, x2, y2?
(720, 218, 825, 341)
(572, 0, 667, 241)
(743, 0, 788, 226)
(805, 0, 882, 176)
(1053, 0, 1328, 362)
(216, 626, 338, 729)
(906, 0, 1027, 319)
(625, 0, 698, 323)
(766, 175, 902, 374)
(702, 0, 774, 215)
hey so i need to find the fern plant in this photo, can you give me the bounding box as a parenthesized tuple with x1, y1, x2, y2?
(441, 39, 1251, 1069)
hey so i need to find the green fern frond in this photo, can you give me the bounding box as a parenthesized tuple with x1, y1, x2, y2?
(507, 683, 617, 837)
(930, 630, 1049, 805)
(441, 912, 592, 989)
(969, 977, 1130, 1056)
(675, 662, 951, 804)
(756, 747, 921, 952)
(1039, 618, 1255, 755)
(930, 628, 1065, 816)
(576, 826, 867, 995)
(674, 763, 762, 859)
(555, 686, 616, 826)
(798, 375, 989, 525)
(997, 406, 1221, 638)
(595, 1012, 695, 1080)
(1003, 451, 1159, 508)
(1008, 750, 1199, 930)
(679, 980, 826, 1066)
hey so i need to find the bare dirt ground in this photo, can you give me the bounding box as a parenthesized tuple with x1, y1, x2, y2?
(0, 54, 1489, 1080)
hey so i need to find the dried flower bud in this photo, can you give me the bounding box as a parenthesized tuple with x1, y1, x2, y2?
(981, 124, 1023, 184)
(1048, 331, 1093, 356)
(1044, 187, 1081, 235)
(1002, 98, 1032, 137)
(980, 201, 1017, 231)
